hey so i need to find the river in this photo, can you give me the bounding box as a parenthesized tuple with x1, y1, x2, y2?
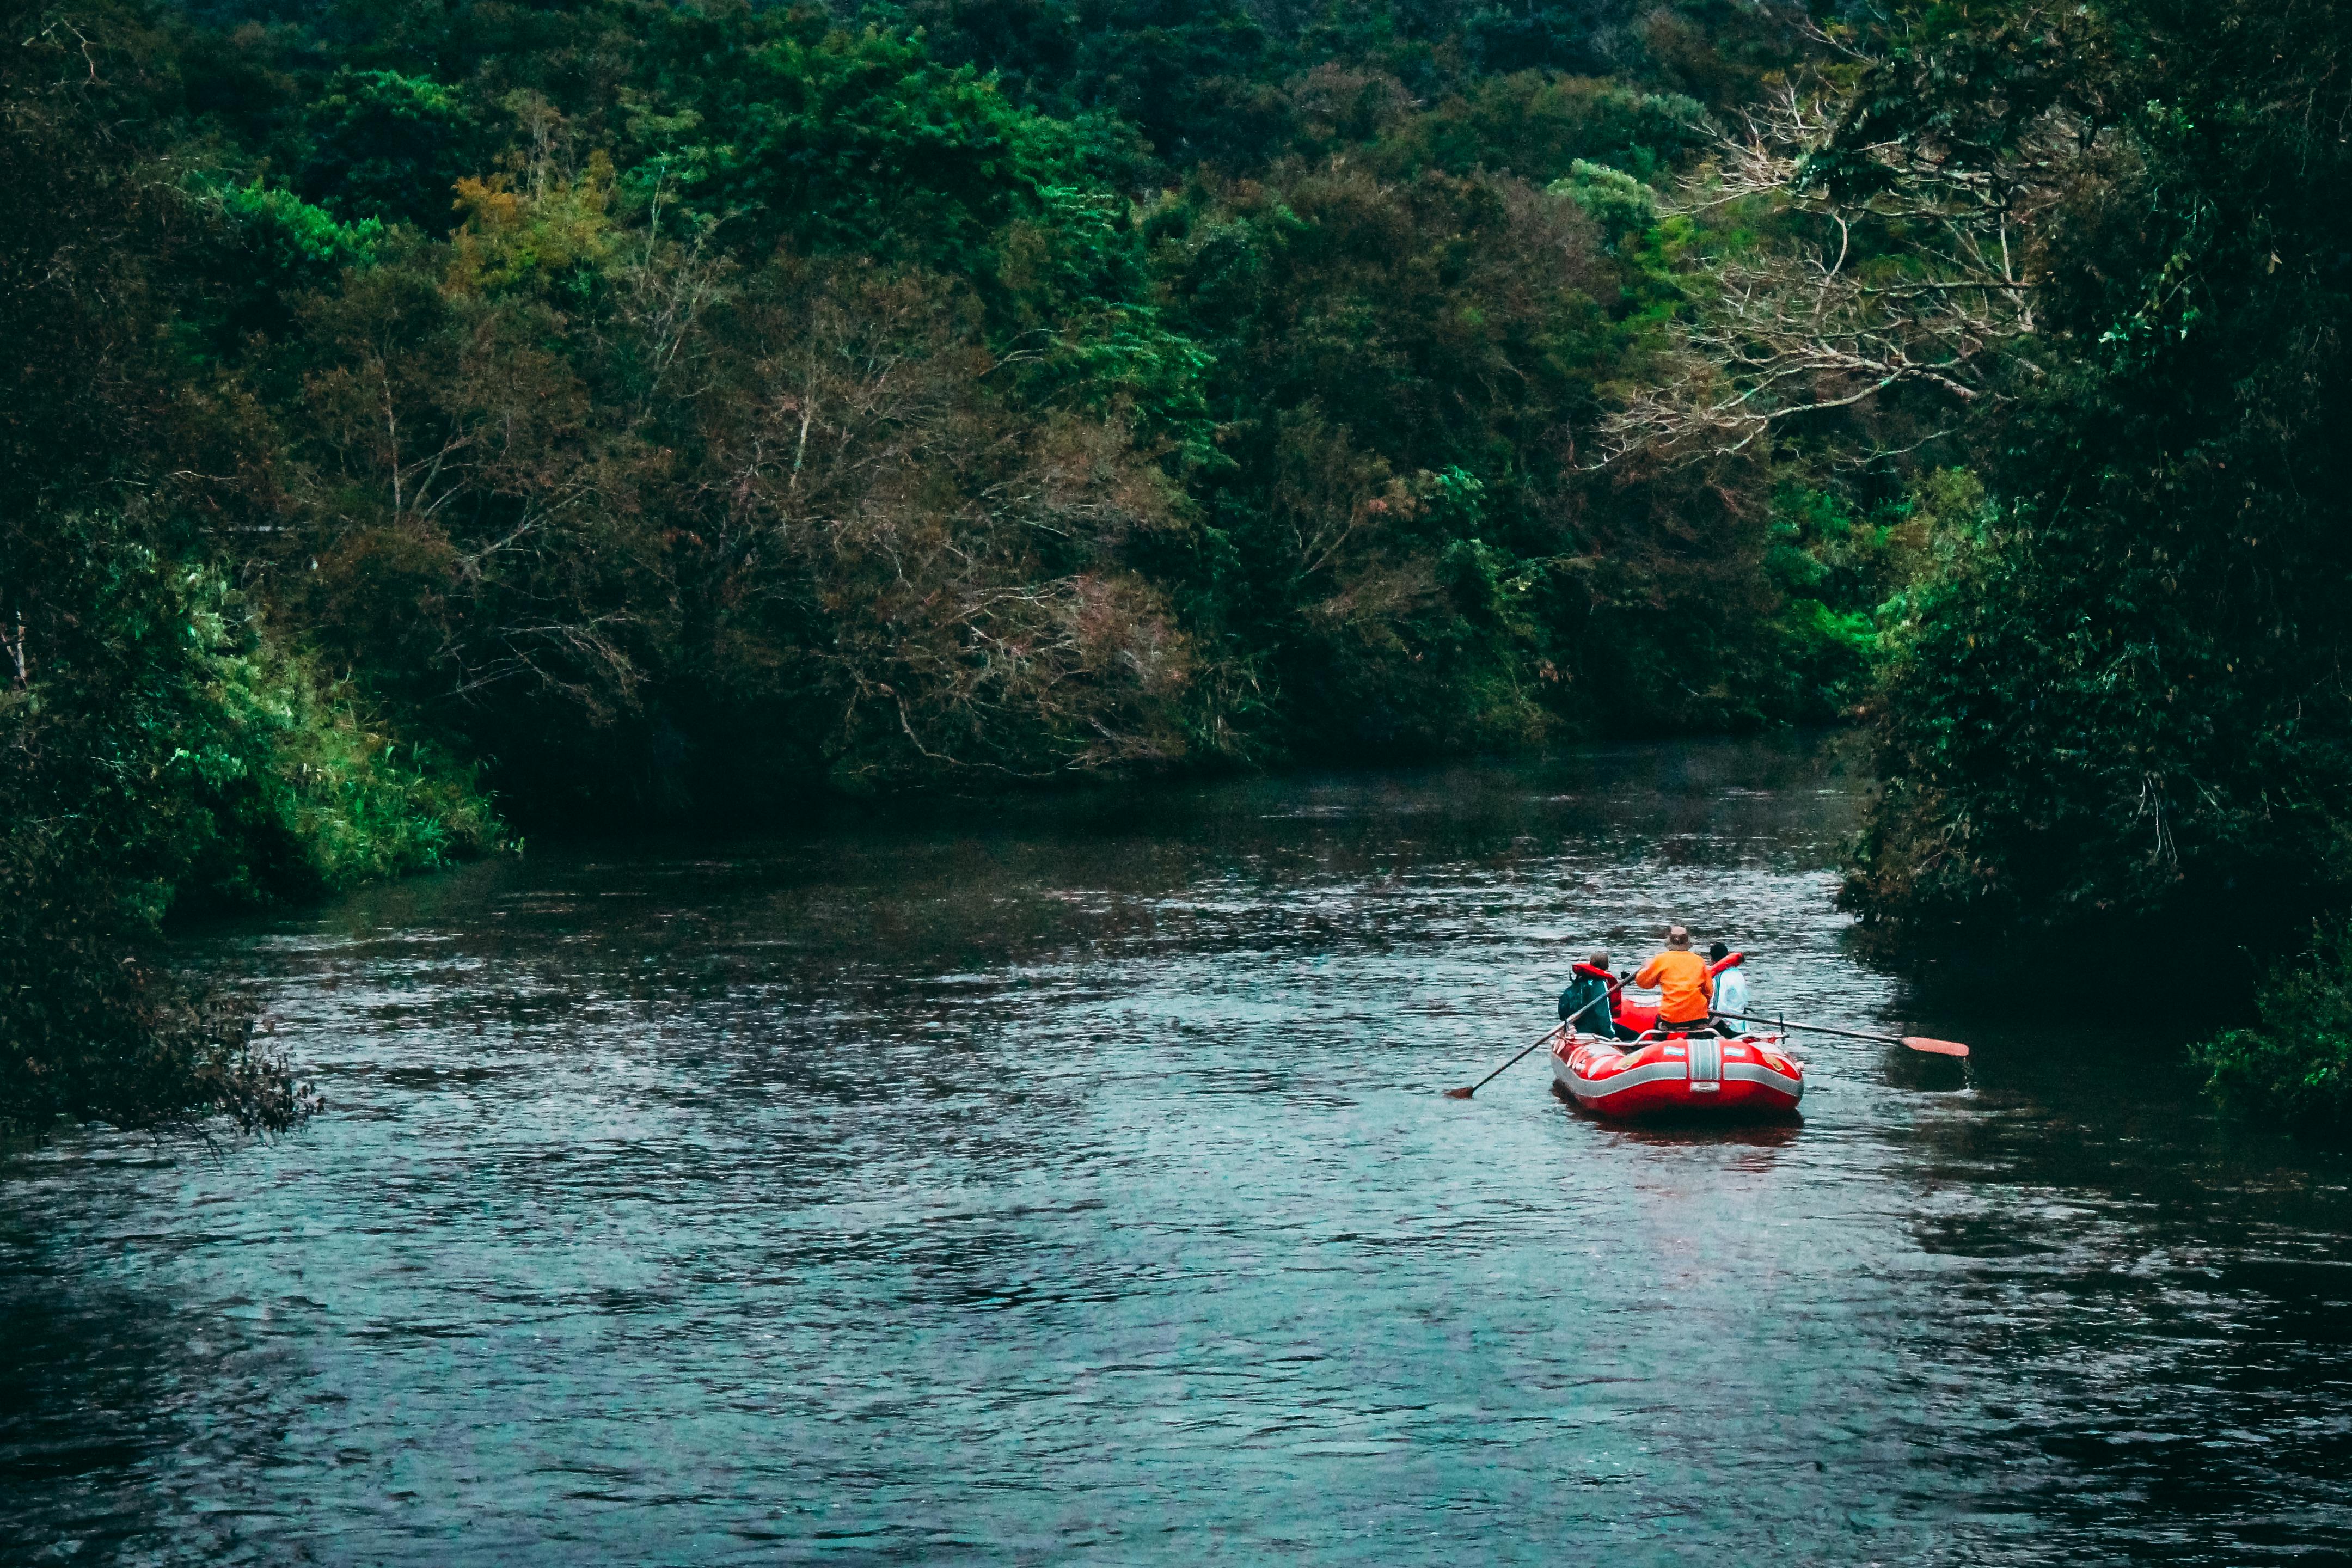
(5, 738, 2350, 1564)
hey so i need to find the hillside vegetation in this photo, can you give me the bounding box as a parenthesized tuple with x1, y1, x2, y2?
(10, 0, 2352, 1129)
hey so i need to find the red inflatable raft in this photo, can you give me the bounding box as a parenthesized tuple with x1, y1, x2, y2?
(1549, 954, 1803, 1118)
(1551, 1028, 1804, 1118)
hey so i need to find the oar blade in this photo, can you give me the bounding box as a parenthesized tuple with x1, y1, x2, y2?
(1902, 1036, 1970, 1058)
(1443, 1085, 1476, 1099)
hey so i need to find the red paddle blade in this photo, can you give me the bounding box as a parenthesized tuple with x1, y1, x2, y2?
(1443, 1086, 1475, 1099)
(1902, 1036, 1970, 1058)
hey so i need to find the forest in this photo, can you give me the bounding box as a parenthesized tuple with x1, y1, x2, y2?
(6, 0, 2351, 1131)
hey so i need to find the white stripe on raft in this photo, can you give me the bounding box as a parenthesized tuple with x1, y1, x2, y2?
(1559, 1059, 1690, 1098)
(1721, 1061, 1802, 1094)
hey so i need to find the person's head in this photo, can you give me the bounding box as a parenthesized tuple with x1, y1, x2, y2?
(1588, 950, 1610, 970)
(1666, 924, 1691, 950)
(1708, 941, 1728, 963)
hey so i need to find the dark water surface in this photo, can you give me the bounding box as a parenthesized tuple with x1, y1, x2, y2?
(7, 740, 2352, 1565)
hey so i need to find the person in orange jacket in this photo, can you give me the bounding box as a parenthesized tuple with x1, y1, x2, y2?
(1634, 924, 1716, 1034)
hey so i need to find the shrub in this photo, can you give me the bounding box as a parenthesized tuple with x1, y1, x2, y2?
(2191, 921, 2352, 1131)
(0, 820, 312, 1137)
(2, 511, 495, 1134)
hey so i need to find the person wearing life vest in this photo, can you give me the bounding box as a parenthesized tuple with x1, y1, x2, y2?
(1708, 940, 1749, 1032)
(1635, 925, 1715, 1034)
(1559, 950, 1633, 1040)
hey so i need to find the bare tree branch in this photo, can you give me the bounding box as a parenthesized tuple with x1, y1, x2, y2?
(1598, 74, 2078, 465)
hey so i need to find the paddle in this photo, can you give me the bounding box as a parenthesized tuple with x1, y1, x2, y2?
(1444, 989, 1614, 1099)
(1715, 1011, 1969, 1058)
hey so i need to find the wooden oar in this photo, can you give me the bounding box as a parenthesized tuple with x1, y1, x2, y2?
(1717, 1011, 1969, 1057)
(1444, 990, 1613, 1099)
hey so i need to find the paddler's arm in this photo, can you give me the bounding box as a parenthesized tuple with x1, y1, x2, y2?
(1632, 955, 1664, 989)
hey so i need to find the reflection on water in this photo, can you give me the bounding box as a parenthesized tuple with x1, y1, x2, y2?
(5, 739, 2351, 1563)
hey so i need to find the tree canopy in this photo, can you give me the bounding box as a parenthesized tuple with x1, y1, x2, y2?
(14, 0, 2352, 1130)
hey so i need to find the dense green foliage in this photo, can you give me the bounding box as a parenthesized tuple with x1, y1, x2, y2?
(1835, 1, 2352, 948)
(2, 20, 494, 1134)
(1725, 0, 2352, 1124)
(24, 0, 2352, 1130)
(2192, 922, 2352, 1130)
(8, 0, 1881, 1128)
(3, 513, 490, 1132)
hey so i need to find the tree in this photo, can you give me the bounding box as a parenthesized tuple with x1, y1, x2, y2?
(297, 69, 479, 232)
(1, 2, 485, 1134)
(1811, 2, 2352, 943)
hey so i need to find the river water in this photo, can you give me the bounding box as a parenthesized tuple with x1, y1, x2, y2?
(5, 739, 2351, 1564)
